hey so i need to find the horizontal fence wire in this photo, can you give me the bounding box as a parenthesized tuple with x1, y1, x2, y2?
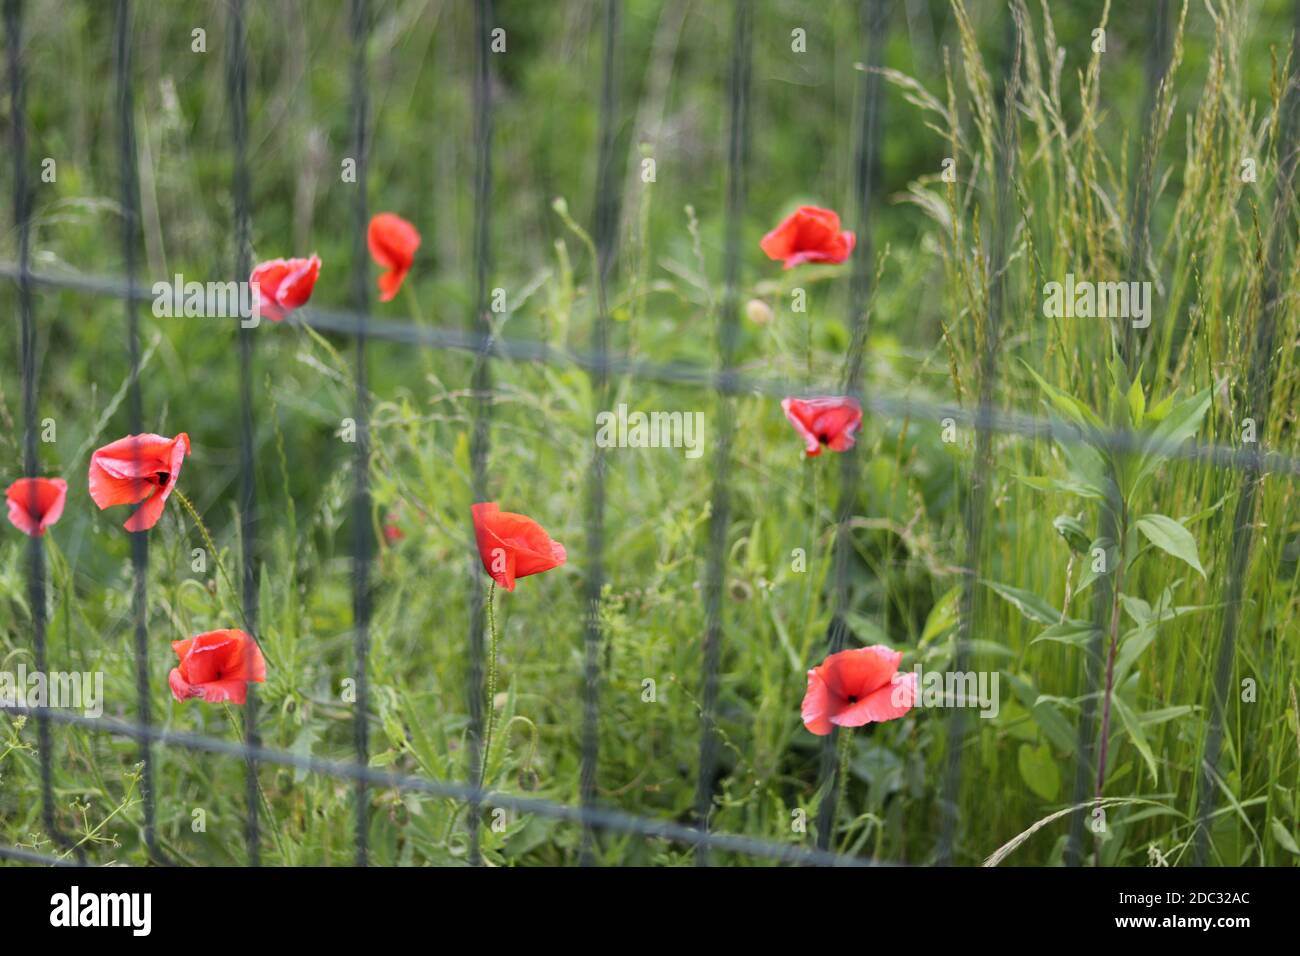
(2, 262, 1298, 479)
(0, 705, 880, 868)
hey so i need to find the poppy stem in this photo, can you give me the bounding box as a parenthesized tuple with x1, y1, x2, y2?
(173, 490, 275, 669)
(173, 491, 239, 611)
(402, 284, 438, 379)
(293, 312, 356, 391)
(222, 703, 288, 862)
(480, 581, 499, 787)
(832, 726, 854, 847)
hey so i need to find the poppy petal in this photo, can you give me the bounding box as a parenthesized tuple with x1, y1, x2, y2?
(800, 669, 834, 735)
(832, 671, 917, 727)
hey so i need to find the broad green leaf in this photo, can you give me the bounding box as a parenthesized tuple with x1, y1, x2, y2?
(919, 585, 961, 645)
(843, 611, 892, 647)
(1119, 594, 1153, 626)
(962, 639, 1016, 658)
(1126, 376, 1146, 427)
(1138, 705, 1196, 726)
(1006, 673, 1077, 754)
(1075, 536, 1117, 594)
(1032, 702, 1077, 757)
(1052, 514, 1091, 553)
(995, 699, 1040, 743)
(1059, 438, 1111, 500)
(1114, 628, 1157, 685)
(1112, 695, 1158, 784)
(1014, 474, 1103, 499)
(1031, 619, 1102, 649)
(1130, 388, 1212, 495)
(1018, 742, 1061, 801)
(1022, 362, 1104, 430)
(1136, 514, 1206, 577)
(1146, 392, 1175, 422)
(984, 581, 1061, 626)
(1270, 818, 1300, 855)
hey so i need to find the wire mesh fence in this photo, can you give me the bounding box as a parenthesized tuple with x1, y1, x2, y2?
(2, 0, 1296, 868)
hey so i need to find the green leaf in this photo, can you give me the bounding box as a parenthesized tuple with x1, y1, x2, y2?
(1119, 594, 1154, 626)
(1139, 705, 1196, 726)
(1021, 362, 1104, 430)
(1135, 514, 1206, 577)
(1052, 514, 1091, 554)
(1031, 619, 1102, 649)
(1270, 817, 1300, 855)
(1017, 742, 1061, 800)
(919, 585, 961, 645)
(843, 611, 892, 647)
(984, 581, 1061, 626)
(1031, 699, 1077, 755)
(1006, 674, 1077, 754)
(1114, 628, 1157, 685)
(1130, 388, 1212, 494)
(1112, 695, 1159, 784)
(1126, 376, 1146, 427)
(1014, 474, 1103, 499)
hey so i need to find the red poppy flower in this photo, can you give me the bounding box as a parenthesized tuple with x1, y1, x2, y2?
(88, 432, 191, 532)
(760, 205, 856, 268)
(368, 213, 421, 302)
(5, 477, 67, 537)
(471, 502, 566, 592)
(782, 397, 863, 456)
(168, 628, 267, 705)
(801, 645, 916, 736)
(250, 255, 321, 321)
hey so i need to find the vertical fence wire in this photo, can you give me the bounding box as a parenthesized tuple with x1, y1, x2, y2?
(465, 0, 495, 867)
(225, 0, 262, 867)
(347, 0, 373, 868)
(1191, 0, 1300, 865)
(692, 0, 751, 866)
(7, 0, 79, 862)
(578, 0, 622, 867)
(935, 5, 1023, 865)
(813, 0, 886, 854)
(112, 0, 163, 865)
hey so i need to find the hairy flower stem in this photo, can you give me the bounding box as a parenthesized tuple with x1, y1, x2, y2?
(223, 703, 288, 862)
(174, 489, 274, 667)
(174, 491, 237, 608)
(480, 582, 499, 786)
(831, 726, 854, 847)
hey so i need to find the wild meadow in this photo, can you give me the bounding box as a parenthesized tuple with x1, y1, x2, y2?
(2, 0, 1299, 867)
